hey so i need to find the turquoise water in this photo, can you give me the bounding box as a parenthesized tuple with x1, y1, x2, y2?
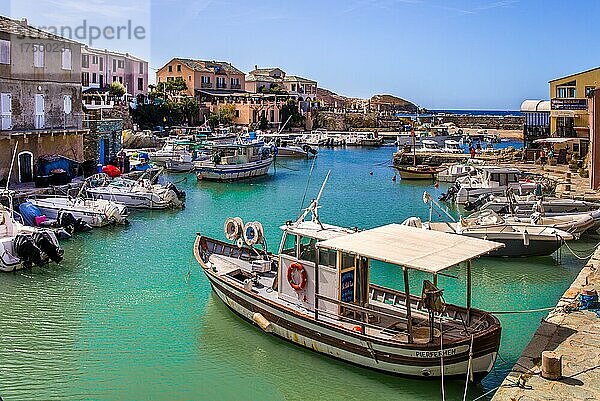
(0, 147, 594, 400)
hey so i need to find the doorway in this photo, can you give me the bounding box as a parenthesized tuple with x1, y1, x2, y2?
(18, 151, 34, 183)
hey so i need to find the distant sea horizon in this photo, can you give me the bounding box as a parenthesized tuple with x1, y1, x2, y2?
(396, 109, 523, 117)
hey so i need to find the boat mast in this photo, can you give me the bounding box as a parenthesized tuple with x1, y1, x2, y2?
(412, 106, 418, 167)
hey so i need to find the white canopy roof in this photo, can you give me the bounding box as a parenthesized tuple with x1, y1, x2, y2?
(520, 100, 550, 112)
(317, 224, 504, 274)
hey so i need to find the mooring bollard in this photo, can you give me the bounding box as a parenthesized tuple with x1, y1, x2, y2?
(541, 350, 562, 380)
(564, 171, 572, 192)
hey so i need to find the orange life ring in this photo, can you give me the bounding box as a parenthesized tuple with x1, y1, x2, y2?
(287, 262, 307, 291)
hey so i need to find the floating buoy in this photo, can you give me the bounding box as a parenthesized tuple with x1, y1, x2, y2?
(523, 229, 530, 246)
(369, 171, 373, 175)
(392, 175, 397, 182)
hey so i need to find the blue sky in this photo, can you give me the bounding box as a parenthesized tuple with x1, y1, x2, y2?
(2, 0, 599, 109)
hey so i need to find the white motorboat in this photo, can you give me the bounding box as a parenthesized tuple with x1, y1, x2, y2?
(148, 139, 194, 166)
(415, 139, 444, 153)
(443, 140, 464, 154)
(441, 167, 538, 205)
(0, 206, 64, 272)
(195, 141, 273, 181)
(480, 195, 600, 215)
(194, 175, 504, 380)
(345, 132, 383, 147)
(26, 196, 128, 228)
(165, 153, 195, 172)
(85, 172, 185, 209)
(506, 212, 596, 235)
(436, 164, 476, 183)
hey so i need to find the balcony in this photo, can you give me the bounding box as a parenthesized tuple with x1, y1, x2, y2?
(556, 126, 577, 138)
(201, 82, 213, 88)
(216, 83, 227, 89)
(230, 83, 241, 90)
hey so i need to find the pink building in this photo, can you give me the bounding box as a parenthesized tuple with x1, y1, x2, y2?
(81, 46, 148, 98)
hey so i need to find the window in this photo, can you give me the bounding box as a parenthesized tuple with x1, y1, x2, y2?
(92, 73, 97, 83)
(291, 84, 296, 91)
(139, 61, 144, 74)
(231, 77, 240, 88)
(177, 64, 181, 72)
(92, 55, 98, 64)
(167, 76, 174, 82)
(201, 76, 210, 84)
(33, 44, 44, 67)
(63, 95, 72, 114)
(188, 75, 191, 81)
(557, 81, 576, 98)
(168, 65, 172, 72)
(99, 57, 103, 71)
(118, 60, 124, 69)
(112, 59, 117, 71)
(318, 249, 337, 267)
(34, 94, 44, 129)
(1, 93, 12, 130)
(118, 76, 123, 84)
(281, 233, 297, 257)
(82, 54, 89, 68)
(61, 48, 72, 70)
(81, 72, 89, 86)
(299, 236, 317, 263)
(113, 76, 117, 82)
(217, 77, 226, 88)
(138, 77, 143, 91)
(586, 86, 596, 97)
(0, 39, 10, 64)
(270, 109, 274, 122)
(235, 109, 240, 118)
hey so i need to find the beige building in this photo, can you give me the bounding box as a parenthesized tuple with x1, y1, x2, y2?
(0, 16, 86, 184)
(156, 58, 245, 97)
(246, 66, 318, 101)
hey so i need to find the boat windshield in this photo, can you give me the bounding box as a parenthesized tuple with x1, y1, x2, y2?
(299, 236, 318, 263)
(281, 232, 297, 257)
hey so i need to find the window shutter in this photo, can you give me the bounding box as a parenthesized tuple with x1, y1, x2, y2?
(64, 95, 72, 114)
(1, 93, 12, 130)
(62, 48, 72, 70)
(0, 39, 10, 64)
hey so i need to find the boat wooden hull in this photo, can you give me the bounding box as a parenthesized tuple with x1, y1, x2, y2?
(196, 157, 273, 181)
(204, 270, 499, 380)
(395, 166, 438, 180)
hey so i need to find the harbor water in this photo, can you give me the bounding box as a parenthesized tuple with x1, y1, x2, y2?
(0, 146, 594, 400)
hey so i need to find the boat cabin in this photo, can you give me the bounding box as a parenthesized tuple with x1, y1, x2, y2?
(479, 167, 521, 188)
(418, 139, 442, 152)
(277, 222, 503, 344)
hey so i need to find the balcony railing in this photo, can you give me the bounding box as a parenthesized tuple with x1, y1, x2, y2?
(556, 127, 577, 138)
(230, 83, 241, 89)
(201, 82, 213, 88)
(216, 83, 227, 89)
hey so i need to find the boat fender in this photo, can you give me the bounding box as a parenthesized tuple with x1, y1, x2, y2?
(287, 262, 308, 291)
(252, 312, 273, 333)
(197, 172, 203, 181)
(236, 238, 244, 248)
(523, 229, 530, 246)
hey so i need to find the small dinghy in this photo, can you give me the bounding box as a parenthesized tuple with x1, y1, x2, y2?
(85, 171, 185, 209)
(194, 174, 504, 380)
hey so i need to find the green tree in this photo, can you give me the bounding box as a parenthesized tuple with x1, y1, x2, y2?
(208, 104, 236, 127)
(279, 99, 304, 128)
(149, 77, 188, 101)
(259, 115, 269, 130)
(109, 81, 126, 97)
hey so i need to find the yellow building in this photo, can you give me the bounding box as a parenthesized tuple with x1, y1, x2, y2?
(549, 66, 599, 141)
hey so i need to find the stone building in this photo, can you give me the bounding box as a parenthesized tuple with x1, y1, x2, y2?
(0, 16, 86, 184)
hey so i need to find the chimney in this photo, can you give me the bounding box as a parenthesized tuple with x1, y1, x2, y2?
(20, 18, 28, 26)
(255, 65, 258, 70)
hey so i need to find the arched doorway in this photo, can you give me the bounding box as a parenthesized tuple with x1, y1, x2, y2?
(18, 151, 34, 183)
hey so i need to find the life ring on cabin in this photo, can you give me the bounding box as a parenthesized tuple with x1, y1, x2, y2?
(287, 262, 307, 291)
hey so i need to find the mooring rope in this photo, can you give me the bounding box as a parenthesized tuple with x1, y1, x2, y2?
(462, 334, 474, 401)
(299, 156, 317, 211)
(565, 241, 600, 260)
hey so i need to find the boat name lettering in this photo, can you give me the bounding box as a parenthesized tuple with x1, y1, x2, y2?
(414, 348, 457, 358)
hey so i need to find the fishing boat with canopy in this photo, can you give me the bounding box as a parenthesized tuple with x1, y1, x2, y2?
(194, 174, 504, 380)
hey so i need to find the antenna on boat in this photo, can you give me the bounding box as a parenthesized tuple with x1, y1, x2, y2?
(296, 170, 330, 228)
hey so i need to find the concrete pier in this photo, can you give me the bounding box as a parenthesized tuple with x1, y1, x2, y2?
(491, 246, 600, 400)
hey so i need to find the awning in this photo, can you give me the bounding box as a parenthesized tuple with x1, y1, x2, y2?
(533, 138, 577, 144)
(521, 100, 551, 112)
(316, 224, 504, 274)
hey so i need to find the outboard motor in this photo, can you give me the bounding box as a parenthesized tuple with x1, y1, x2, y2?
(13, 235, 46, 268)
(166, 183, 186, 201)
(33, 231, 64, 263)
(439, 185, 458, 202)
(465, 193, 493, 212)
(58, 211, 92, 232)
